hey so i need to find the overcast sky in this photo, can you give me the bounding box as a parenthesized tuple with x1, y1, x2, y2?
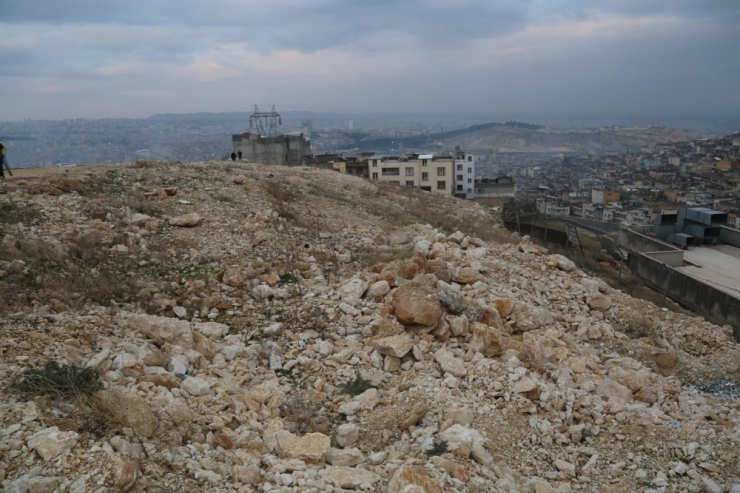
(1, 0, 739, 123)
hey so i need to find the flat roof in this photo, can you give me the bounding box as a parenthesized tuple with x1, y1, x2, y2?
(676, 245, 740, 299)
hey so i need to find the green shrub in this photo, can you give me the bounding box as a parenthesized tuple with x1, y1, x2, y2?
(427, 440, 448, 456)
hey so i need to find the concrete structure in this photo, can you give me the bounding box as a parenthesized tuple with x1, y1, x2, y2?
(536, 197, 570, 217)
(328, 157, 369, 178)
(369, 154, 455, 196)
(472, 176, 515, 207)
(619, 226, 740, 341)
(654, 207, 729, 246)
(453, 147, 475, 199)
(231, 132, 311, 166)
(591, 189, 620, 205)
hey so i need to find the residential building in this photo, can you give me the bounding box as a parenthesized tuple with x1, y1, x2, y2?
(453, 146, 475, 199)
(536, 197, 570, 217)
(592, 189, 620, 204)
(232, 132, 311, 166)
(369, 153, 455, 196)
(328, 157, 369, 178)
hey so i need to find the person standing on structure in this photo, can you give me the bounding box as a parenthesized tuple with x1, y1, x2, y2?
(0, 142, 12, 179)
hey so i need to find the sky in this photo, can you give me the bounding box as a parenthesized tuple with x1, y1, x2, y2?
(1, 0, 739, 124)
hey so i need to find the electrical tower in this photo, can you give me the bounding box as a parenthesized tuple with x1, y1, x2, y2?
(249, 105, 282, 165)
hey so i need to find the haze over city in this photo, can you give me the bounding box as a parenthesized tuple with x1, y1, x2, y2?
(1, 0, 739, 127)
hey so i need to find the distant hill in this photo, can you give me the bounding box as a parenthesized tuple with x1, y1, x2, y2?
(355, 122, 708, 154)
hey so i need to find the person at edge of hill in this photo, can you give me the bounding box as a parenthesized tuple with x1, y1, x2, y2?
(238, 150, 242, 161)
(0, 142, 12, 179)
(231, 152, 237, 161)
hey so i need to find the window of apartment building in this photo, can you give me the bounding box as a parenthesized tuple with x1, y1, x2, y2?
(422, 159, 428, 166)
(382, 168, 399, 176)
(477, 188, 484, 194)
(437, 167, 445, 176)
(467, 178, 472, 183)
(457, 164, 463, 171)
(372, 160, 378, 166)
(467, 167, 472, 173)
(405, 167, 414, 176)
(457, 174, 463, 181)
(467, 188, 472, 193)
(467, 156, 472, 162)
(457, 185, 463, 191)
(372, 172, 378, 180)
(437, 181, 446, 190)
(406, 181, 414, 188)
(421, 172, 428, 181)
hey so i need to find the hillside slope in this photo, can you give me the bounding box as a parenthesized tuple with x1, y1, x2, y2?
(0, 162, 738, 492)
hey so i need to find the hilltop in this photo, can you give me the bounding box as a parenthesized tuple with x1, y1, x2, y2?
(0, 162, 738, 492)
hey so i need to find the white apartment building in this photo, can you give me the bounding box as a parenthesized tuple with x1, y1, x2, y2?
(369, 154, 455, 196)
(453, 147, 475, 199)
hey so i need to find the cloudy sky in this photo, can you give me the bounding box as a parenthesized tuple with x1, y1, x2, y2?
(1, 0, 739, 123)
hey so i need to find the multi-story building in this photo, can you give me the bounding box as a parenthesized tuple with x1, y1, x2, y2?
(536, 197, 570, 217)
(472, 176, 516, 207)
(453, 147, 475, 199)
(231, 132, 311, 166)
(591, 188, 620, 205)
(369, 154, 455, 196)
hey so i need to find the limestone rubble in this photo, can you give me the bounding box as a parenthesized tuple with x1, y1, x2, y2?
(0, 161, 739, 492)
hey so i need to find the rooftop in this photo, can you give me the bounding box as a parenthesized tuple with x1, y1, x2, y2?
(676, 245, 740, 299)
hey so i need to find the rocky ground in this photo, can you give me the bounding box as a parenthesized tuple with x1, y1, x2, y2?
(0, 161, 738, 493)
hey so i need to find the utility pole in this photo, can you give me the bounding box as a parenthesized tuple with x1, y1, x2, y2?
(249, 105, 282, 165)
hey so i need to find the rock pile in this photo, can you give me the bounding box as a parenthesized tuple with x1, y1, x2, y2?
(0, 162, 738, 492)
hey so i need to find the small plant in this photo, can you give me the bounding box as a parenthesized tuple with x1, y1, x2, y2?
(11, 361, 103, 398)
(427, 440, 448, 456)
(215, 194, 234, 203)
(341, 371, 372, 396)
(278, 272, 299, 285)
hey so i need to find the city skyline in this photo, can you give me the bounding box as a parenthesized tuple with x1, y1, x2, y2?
(1, 1, 739, 122)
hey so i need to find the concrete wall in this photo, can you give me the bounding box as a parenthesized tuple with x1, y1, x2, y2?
(619, 228, 681, 255)
(645, 251, 684, 267)
(719, 226, 740, 247)
(629, 253, 740, 341)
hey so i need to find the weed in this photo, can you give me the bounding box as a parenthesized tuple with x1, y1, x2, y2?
(427, 440, 448, 456)
(278, 272, 299, 285)
(215, 194, 234, 203)
(280, 392, 329, 435)
(341, 371, 372, 396)
(10, 361, 103, 398)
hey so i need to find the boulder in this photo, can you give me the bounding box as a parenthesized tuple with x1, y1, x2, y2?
(387, 466, 444, 493)
(587, 292, 612, 311)
(366, 280, 391, 299)
(335, 423, 360, 448)
(168, 212, 202, 227)
(433, 348, 467, 377)
(371, 334, 415, 358)
(391, 282, 443, 327)
(26, 427, 79, 461)
(222, 267, 245, 287)
(193, 321, 230, 339)
(470, 323, 505, 357)
(493, 298, 515, 318)
(101, 390, 158, 438)
(339, 278, 369, 303)
(275, 431, 331, 464)
(452, 267, 484, 284)
(127, 313, 193, 348)
(324, 466, 381, 489)
(181, 377, 211, 396)
(550, 254, 577, 272)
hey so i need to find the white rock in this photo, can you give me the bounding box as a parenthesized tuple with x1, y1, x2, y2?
(339, 278, 369, 303)
(193, 321, 230, 339)
(324, 466, 380, 489)
(366, 280, 390, 299)
(336, 423, 360, 448)
(27, 426, 79, 461)
(434, 348, 467, 377)
(127, 313, 194, 348)
(181, 377, 211, 396)
(172, 306, 187, 319)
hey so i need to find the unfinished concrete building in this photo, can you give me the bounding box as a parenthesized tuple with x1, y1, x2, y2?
(231, 132, 311, 166)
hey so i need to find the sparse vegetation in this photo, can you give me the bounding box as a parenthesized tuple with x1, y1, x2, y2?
(427, 440, 448, 456)
(341, 371, 372, 396)
(10, 361, 103, 398)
